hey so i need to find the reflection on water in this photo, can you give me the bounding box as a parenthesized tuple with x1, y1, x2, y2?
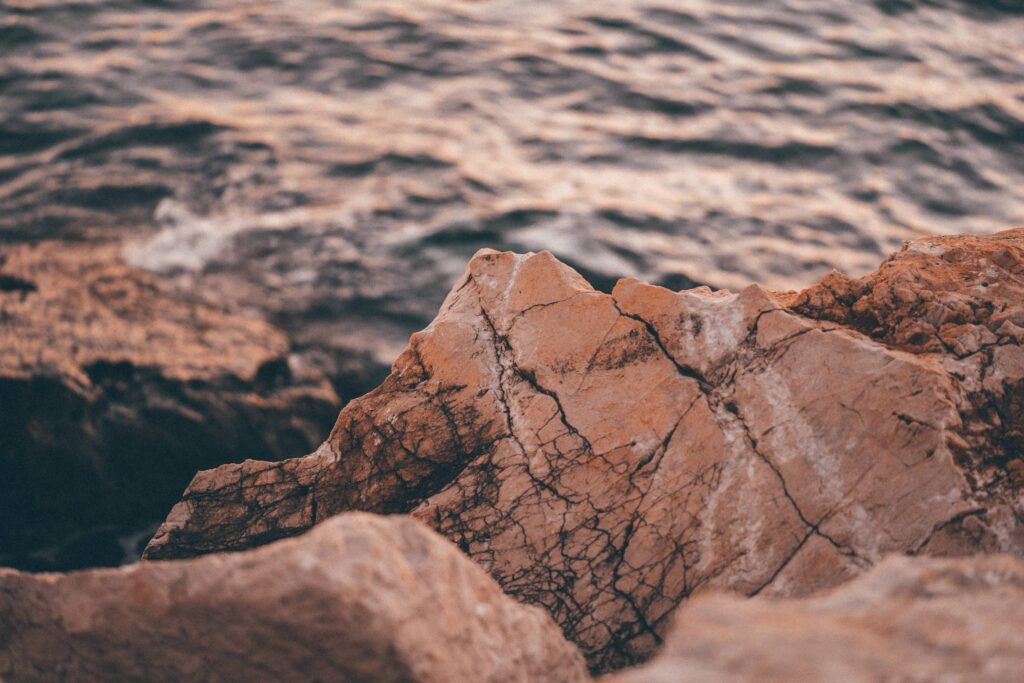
(2, 0, 1024, 391)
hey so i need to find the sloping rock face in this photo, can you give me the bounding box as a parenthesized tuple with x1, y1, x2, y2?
(0, 241, 339, 569)
(0, 513, 587, 683)
(788, 230, 1024, 528)
(144, 229, 1024, 671)
(606, 554, 1024, 683)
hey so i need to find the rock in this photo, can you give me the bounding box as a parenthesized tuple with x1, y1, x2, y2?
(0, 240, 340, 569)
(0, 512, 587, 683)
(143, 229, 1024, 672)
(605, 553, 1024, 683)
(788, 229, 1024, 505)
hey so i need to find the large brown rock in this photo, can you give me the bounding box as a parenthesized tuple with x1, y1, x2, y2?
(144, 229, 1024, 671)
(0, 512, 587, 682)
(0, 240, 339, 568)
(605, 554, 1024, 683)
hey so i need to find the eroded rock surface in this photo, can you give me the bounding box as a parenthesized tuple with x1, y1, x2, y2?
(606, 554, 1024, 683)
(789, 230, 1024, 518)
(0, 513, 586, 683)
(0, 241, 339, 569)
(144, 229, 1024, 671)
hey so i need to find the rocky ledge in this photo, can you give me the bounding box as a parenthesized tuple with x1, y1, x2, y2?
(0, 241, 340, 569)
(142, 228, 1024, 671)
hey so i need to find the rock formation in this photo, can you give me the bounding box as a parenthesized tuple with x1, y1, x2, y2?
(143, 229, 1024, 671)
(0, 241, 339, 569)
(605, 554, 1024, 683)
(0, 512, 587, 683)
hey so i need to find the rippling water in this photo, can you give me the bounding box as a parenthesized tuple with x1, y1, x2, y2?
(3, 0, 1024, 395)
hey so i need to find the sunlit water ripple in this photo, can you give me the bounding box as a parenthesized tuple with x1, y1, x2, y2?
(2, 0, 1024, 394)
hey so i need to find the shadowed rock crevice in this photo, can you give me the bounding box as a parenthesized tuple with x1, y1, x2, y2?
(144, 230, 1024, 673)
(0, 273, 36, 294)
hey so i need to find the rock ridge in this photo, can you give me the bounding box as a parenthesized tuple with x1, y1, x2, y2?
(144, 229, 1024, 671)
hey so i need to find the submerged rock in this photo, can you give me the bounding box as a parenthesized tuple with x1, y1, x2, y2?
(606, 554, 1024, 683)
(144, 229, 1024, 671)
(0, 241, 339, 569)
(0, 513, 587, 682)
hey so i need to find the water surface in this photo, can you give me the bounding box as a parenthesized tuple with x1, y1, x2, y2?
(4, 1, 1024, 364)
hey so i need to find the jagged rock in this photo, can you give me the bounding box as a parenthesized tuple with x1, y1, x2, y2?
(788, 230, 1024, 507)
(144, 229, 1024, 672)
(605, 554, 1024, 683)
(0, 513, 587, 682)
(0, 240, 339, 569)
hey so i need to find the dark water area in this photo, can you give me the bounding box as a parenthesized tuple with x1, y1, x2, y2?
(4, 0, 1024, 367)
(1, 0, 1023, 568)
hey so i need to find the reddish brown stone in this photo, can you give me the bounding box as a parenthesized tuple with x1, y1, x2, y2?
(0, 513, 587, 682)
(606, 554, 1024, 683)
(0, 241, 339, 563)
(144, 229, 1024, 672)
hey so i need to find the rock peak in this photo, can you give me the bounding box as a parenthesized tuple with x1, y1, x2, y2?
(144, 229, 1024, 672)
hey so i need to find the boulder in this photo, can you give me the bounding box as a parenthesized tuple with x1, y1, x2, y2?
(605, 554, 1024, 683)
(0, 240, 339, 569)
(143, 229, 1024, 671)
(0, 513, 587, 683)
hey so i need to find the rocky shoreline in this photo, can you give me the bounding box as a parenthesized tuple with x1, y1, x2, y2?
(1, 229, 1022, 680)
(0, 241, 340, 570)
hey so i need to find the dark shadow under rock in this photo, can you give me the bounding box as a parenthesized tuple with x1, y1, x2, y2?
(0, 241, 340, 570)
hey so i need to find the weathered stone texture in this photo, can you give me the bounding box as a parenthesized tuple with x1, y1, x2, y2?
(0, 513, 587, 683)
(0, 241, 339, 564)
(606, 554, 1024, 683)
(144, 229, 1024, 671)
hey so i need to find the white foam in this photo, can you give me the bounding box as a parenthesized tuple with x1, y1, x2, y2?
(124, 199, 355, 275)
(124, 199, 242, 273)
